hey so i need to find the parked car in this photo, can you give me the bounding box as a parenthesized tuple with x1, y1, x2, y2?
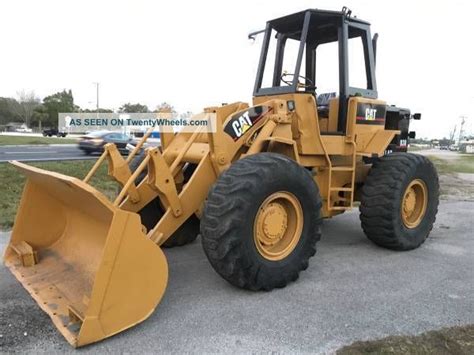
(78, 131, 134, 155)
(15, 125, 32, 133)
(43, 128, 67, 137)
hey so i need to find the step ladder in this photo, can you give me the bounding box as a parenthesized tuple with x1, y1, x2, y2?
(324, 141, 357, 212)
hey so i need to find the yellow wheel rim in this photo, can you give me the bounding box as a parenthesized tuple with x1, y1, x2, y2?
(401, 179, 428, 229)
(253, 192, 303, 261)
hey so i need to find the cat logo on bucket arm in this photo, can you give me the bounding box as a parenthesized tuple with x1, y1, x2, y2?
(224, 106, 271, 140)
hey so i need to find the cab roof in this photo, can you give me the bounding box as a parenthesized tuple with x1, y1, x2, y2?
(268, 9, 370, 44)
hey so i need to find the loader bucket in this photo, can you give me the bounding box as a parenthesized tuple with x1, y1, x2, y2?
(3, 161, 168, 347)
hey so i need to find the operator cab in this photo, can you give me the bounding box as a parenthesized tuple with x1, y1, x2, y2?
(253, 7, 377, 134)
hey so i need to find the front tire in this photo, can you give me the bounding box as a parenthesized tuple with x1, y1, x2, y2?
(360, 153, 439, 250)
(138, 200, 199, 248)
(130, 155, 199, 248)
(200, 153, 322, 291)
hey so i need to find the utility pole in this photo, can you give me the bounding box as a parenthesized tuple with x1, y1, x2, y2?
(93, 82, 100, 118)
(458, 116, 466, 144)
(449, 125, 457, 143)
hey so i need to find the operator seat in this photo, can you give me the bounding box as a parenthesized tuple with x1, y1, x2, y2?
(316, 92, 336, 118)
(316, 92, 339, 133)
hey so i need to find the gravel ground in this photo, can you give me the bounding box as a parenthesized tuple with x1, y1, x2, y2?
(1, 198, 473, 354)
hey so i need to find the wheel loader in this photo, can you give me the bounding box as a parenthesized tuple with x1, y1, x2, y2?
(4, 7, 439, 347)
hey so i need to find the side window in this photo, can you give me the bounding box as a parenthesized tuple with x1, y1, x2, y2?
(315, 41, 339, 95)
(259, 30, 306, 89)
(261, 29, 278, 88)
(347, 26, 373, 91)
(348, 35, 367, 89)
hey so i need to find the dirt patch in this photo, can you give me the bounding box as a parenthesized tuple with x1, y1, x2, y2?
(438, 173, 474, 201)
(338, 324, 474, 355)
(422, 154, 474, 201)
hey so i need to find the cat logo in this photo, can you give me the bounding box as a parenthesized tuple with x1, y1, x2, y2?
(365, 108, 377, 121)
(356, 103, 386, 125)
(232, 112, 253, 138)
(223, 106, 271, 141)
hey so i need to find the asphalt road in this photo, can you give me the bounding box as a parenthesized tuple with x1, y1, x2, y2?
(0, 144, 96, 163)
(0, 200, 473, 353)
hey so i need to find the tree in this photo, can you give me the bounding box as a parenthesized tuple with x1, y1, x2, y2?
(10, 90, 40, 127)
(37, 90, 78, 128)
(0, 97, 20, 125)
(119, 103, 149, 113)
(154, 102, 180, 120)
(154, 102, 175, 113)
(80, 108, 113, 113)
(180, 111, 194, 119)
(32, 105, 49, 130)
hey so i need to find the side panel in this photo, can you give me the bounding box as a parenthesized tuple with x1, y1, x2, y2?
(350, 97, 399, 156)
(253, 93, 325, 155)
(385, 106, 411, 153)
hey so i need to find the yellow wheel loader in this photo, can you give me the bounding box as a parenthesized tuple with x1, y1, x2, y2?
(4, 7, 439, 347)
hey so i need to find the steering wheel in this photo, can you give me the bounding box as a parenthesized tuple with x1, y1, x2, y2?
(280, 72, 316, 90)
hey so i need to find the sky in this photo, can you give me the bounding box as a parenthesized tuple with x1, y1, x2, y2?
(0, 0, 473, 139)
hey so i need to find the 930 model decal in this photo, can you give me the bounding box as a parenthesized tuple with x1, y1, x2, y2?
(224, 105, 271, 141)
(356, 103, 387, 125)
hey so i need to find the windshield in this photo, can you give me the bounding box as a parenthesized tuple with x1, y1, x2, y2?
(254, 22, 314, 97)
(259, 29, 305, 89)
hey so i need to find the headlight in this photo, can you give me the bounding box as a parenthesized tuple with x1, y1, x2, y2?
(90, 138, 103, 145)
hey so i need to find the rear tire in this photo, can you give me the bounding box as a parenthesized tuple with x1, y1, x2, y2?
(200, 153, 322, 291)
(360, 153, 439, 250)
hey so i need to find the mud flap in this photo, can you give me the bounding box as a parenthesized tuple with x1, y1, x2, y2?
(3, 161, 168, 347)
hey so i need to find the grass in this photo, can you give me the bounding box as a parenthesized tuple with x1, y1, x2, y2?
(338, 324, 474, 354)
(408, 145, 427, 152)
(0, 135, 77, 145)
(0, 160, 118, 229)
(427, 155, 474, 174)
